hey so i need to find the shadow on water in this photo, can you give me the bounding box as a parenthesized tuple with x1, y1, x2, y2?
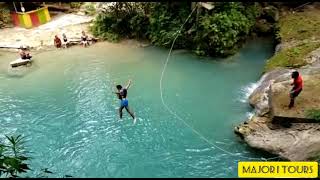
(236, 137, 283, 161)
(6, 62, 40, 78)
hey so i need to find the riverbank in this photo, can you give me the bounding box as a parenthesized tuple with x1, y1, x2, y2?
(0, 13, 94, 52)
(0, 12, 153, 55)
(234, 3, 320, 161)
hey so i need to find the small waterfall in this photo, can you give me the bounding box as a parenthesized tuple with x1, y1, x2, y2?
(238, 82, 260, 103)
(238, 70, 270, 104)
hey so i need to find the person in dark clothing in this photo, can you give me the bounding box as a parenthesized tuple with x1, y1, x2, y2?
(114, 79, 136, 123)
(19, 45, 32, 59)
(54, 35, 62, 48)
(289, 71, 303, 108)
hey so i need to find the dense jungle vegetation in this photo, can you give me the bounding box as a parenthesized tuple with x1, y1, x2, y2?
(90, 2, 278, 57)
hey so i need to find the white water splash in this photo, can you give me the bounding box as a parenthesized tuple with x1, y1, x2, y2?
(245, 111, 255, 119)
(238, 82, 260, 103)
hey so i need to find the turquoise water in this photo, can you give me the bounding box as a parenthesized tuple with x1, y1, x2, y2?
(0, 38, 274, 178)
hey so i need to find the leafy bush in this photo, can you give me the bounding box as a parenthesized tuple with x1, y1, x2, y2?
(91, 2, 151, 41)
(129, 13, 150, 39)
(306, 109, 320, 121)
(70, 2, 83, 9)
(0, 7, 12, 28)
(193, 3, 258, 56)
(147, 2, 191, 49)
(84, 3, 96, 16)
(91, 2, 261, 57)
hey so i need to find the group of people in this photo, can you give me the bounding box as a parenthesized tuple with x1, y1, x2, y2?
(54, 31, 90, 49)
(18, 31, 92, 60)
(54, 33, 68, 48)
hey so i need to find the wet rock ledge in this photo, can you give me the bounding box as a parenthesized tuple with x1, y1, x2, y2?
(234, 48, 320, 161)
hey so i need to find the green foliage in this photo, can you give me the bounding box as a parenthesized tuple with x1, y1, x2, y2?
(188, 2, 259, 55)
(0, 135, 30, 178)
(195, 10, 251, 56)
(91, 2, 261, 57)
(91, 2, 151, 42)
(0, 134, 72, 178)
(306, 109, 320, 121)
(147, 2, 190, 49)
(129, 13, 149, 39)
(264, 41, 320, 72)
(0, 7, 12, 28)
(243, 2, 262, 22)
(70, 2, 83, 9)
(84, 3, 96, 16)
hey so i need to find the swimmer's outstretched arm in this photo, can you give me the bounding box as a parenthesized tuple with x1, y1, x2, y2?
(126, 79, 132, 89)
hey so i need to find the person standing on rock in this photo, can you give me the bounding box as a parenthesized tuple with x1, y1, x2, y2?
(289, 71, 303, 108)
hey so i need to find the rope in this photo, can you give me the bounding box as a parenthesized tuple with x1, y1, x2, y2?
(293, 2, 311, 10)
(159, 3, 279, 161)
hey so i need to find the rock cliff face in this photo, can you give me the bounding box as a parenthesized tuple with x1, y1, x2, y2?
(235, 43, 320, 161)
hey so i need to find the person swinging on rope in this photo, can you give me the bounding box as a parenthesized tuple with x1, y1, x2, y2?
(114, 79, 136, 123)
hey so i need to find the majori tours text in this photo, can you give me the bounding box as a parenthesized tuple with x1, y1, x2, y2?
(238, 162, 318, 178)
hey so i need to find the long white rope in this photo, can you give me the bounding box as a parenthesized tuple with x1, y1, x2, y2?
(159, 4, 279, 161)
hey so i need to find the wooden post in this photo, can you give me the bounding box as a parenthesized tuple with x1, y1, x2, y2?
(13, 2, 17, 13)
(20, 2, 25, 13)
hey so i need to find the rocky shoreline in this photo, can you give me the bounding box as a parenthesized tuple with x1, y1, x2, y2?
(0, 13, 95, 52)
(234, 3, 320, 161)
(234, 38, 320, 161)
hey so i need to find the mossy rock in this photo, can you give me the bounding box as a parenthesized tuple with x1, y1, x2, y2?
(262, 6, 279, 23)
(255, 19, 274, 35)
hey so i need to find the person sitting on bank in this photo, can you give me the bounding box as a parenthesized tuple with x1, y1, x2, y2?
(289, 70, 303, 108)
(54, 35, 62, 48)
(19, 45, 32, 59)
(62, 33, 69, 48)
(81, 31, 89, 47)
